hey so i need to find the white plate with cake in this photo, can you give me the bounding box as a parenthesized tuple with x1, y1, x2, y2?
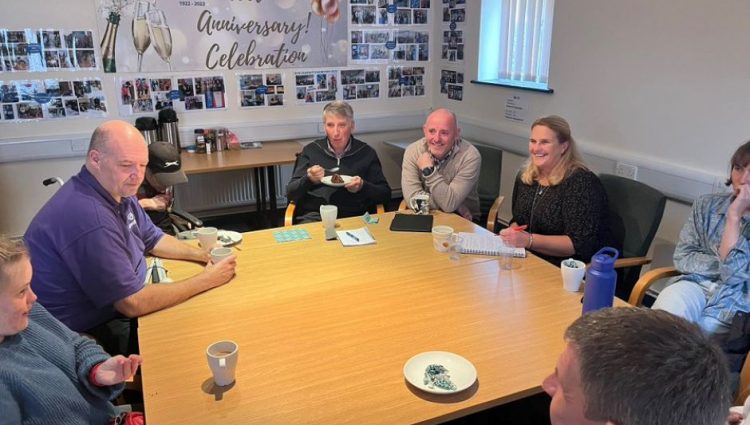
(321, 174, 352, 187)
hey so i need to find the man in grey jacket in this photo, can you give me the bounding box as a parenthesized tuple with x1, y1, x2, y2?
(401, 108, 481, 220)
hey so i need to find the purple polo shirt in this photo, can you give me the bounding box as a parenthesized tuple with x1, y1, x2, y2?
(24, 166, 164, 332)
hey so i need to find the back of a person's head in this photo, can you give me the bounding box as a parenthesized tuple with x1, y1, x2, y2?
(566, 307, 731, 425)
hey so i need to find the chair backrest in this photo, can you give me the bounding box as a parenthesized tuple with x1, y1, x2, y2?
(472, 143, 503, 219)
(599, 174, 666, 298)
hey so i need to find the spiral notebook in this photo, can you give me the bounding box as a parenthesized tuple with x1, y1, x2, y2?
(457, 232, 527, 257)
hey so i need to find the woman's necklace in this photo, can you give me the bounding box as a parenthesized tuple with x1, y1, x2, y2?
(529, 181, 548, 231)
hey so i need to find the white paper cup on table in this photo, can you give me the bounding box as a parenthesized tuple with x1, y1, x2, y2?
(320, 205, 338, 240)
(207, 340, 239, 386)
(196, 227, 218, 251)
(210, 247, 233, 263)
(431, 225, 453, 252)
(561, 258, 586, 292)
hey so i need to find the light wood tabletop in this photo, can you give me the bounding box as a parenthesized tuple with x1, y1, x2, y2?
(180, 140, 302, 174)
(139, 212, 588, 424)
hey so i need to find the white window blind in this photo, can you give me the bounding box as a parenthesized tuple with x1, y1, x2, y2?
(477, 0, 555, 92)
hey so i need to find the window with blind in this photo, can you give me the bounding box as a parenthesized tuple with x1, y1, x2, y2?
(475, 0, 555, 93)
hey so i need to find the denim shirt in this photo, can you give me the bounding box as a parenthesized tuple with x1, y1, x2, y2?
(671, 193, 750, 325)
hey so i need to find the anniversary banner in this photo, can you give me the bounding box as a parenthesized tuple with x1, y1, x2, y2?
(96, 0, 349, 73)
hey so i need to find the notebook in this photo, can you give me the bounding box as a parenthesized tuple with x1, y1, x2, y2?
(336, 227, 376, 246)
(457, 232, 527, 257)
(389, 213, 434, 232)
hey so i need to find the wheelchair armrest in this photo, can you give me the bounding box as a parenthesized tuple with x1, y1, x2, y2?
(170, 208, 203, 229)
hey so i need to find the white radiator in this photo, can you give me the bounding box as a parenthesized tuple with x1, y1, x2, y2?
(174, 165, 292, 214)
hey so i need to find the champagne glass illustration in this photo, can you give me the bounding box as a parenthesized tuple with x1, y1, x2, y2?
(131, 0, 151, 72)
(148, 8, 172, 71)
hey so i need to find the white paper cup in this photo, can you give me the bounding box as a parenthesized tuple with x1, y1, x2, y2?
(196, 227, 218, 251)
(210, 247, 232, 264)
(206, 340, 239, 387)
(561, 258, 586, 292)
(432, 225, 453, 252)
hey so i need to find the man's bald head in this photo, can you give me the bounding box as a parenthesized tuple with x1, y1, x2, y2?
(86, 120, 149, 202)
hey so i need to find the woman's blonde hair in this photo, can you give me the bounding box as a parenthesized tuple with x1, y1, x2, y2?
(520, 115, 588, 185)
(0, 236, 27, 286)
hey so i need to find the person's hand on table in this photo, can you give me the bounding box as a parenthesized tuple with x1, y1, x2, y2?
(94, 354, 143, 386)
(345, 176, 363, 193)
(307, 165, 325, 184)
(499, 224, 530, 248)
(203, 254, 237, 288)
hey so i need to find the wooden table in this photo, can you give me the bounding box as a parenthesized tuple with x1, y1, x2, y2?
(180, 141, 302, 226)
(139, 212, 588, 424)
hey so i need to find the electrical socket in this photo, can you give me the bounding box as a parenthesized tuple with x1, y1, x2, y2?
(615, 162, 638, 180)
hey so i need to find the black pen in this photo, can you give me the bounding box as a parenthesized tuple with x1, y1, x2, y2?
(345, 231, 360, 242)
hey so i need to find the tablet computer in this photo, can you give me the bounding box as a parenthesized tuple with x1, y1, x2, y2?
(389, 214, 434, 232)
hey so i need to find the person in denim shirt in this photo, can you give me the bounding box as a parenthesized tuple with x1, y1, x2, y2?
(653, 141, 750, 335)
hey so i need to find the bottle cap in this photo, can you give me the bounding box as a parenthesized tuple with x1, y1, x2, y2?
(589, 247, 619, 271)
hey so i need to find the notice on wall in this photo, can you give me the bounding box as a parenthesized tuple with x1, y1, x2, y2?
(504, 95, 528, 123)
(95, 0, 349, 73)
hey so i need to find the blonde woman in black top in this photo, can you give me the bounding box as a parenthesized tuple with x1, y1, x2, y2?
(499, 115, 617, 265)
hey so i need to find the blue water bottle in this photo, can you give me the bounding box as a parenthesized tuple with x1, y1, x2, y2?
(581, 247, 619, 314)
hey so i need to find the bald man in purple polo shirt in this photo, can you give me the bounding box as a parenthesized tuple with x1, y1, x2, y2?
(25, 120, 237, 355)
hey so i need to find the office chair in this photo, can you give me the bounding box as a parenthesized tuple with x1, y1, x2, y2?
(629, 266, 750, 405)
(599, 173, 666, 300)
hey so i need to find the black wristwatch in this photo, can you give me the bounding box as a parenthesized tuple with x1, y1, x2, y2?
(421, 166, 434, 177)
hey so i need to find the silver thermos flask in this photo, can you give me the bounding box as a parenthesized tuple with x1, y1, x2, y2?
(135, 117, 158, 145)
(158, 108, 181, 151)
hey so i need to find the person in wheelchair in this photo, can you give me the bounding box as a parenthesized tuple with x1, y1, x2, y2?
(137, 141, 200, 235)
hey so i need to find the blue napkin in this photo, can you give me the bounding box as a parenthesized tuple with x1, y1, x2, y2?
(273, 229, 311, 243)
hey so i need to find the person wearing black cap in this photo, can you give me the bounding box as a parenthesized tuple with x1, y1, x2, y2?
(137, 141, 188, 233)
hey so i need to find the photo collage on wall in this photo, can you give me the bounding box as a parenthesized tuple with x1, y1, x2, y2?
(295, 70, 338, 104)
(393, 0, 431, 25)
(0, 29, 97, 72)
(440, 69, 463, 101)
(387, 66, 425, 98)
(341, 69, 380, 101)
(0, 78, 107, 121)
(238, 72, 285, 108)
(350, 29, 429, 63)
(118, 76, 226, 115)
(442, 29, 463, 63)
(440, 0, 466, 101)
(350, 0, 389, 25)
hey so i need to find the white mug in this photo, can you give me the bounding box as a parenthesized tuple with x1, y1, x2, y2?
(431, 225, 453, 252)
(206, 340, 239, 387)
(196, 227, 218, 251)
(561, 258, 586, 292)
(210, 247, 232, 264)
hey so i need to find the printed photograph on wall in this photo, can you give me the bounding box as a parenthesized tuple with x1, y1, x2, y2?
(238, 72, 285, 107)
(440, 69, 463, 101)
(442, 0, 466, 23)
(0, 78, 106, 121)
(350, 30, 391, 62)
(341, 69, 380, 100)
(95, 0, 349, 73)
(393, 0, 431, 25)
(391, 30, 429, 62)
(386, 65, 425, 98)
(118, 75, 225, 115)
(295, 70, 338, 104)
(0, 29, 97, 72)
(442, 29, 463, 63)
